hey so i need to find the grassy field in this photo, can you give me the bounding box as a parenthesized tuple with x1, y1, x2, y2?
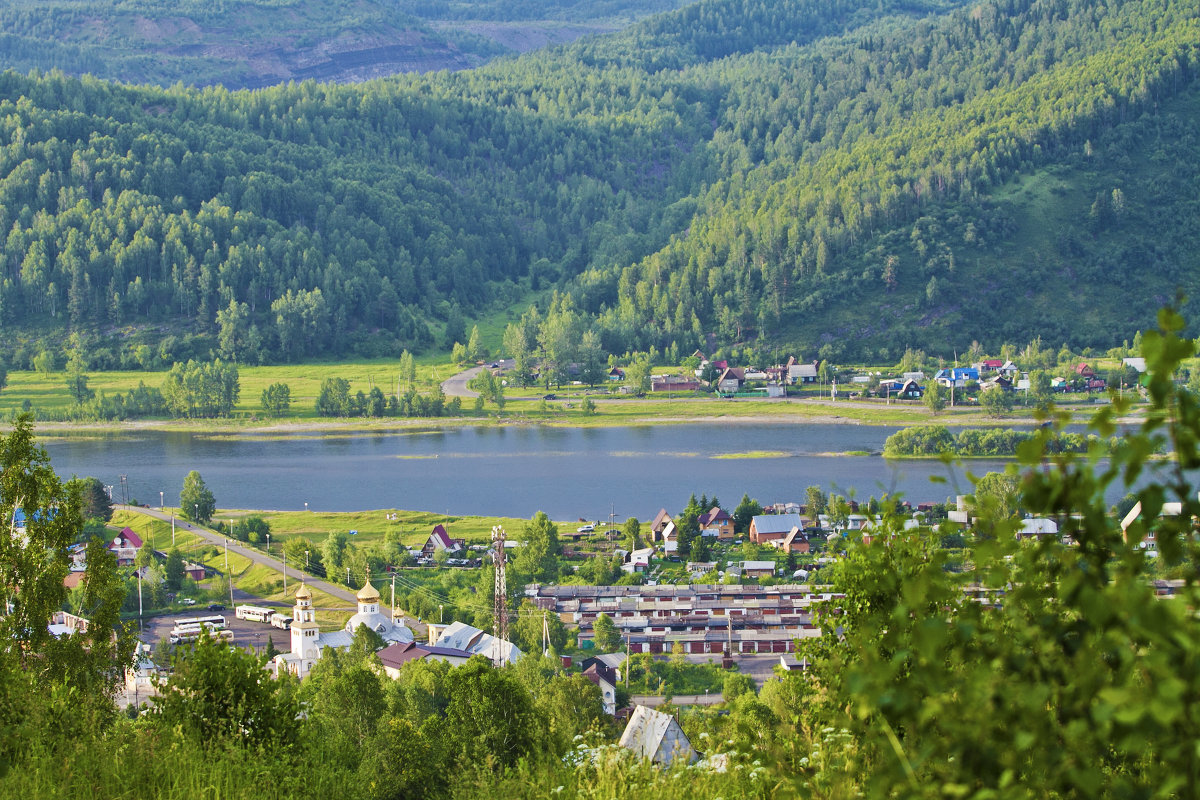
(6, 352, 1167, 434)
(222, 508, 546, 549)
(111, 509, 357, 628)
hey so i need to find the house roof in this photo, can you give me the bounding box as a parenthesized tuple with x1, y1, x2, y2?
(112, 527, 143, 549)
(618, 705, 698, 764)
(788, 363, 819, 378)
(750, 514, 804, 535)
(434, 620, 522, 664)
(428, 524, 458, 550)
(699, 508, 732, 526)
(739, 560, 777, 571)
(650, 508, 672, 532)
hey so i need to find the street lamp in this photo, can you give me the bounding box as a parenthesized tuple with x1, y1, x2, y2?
(193, 504, 198, 523)
(159, 491, 164, 510)
(305, 501, 309, 512)
(305, 550, 310, 569)
(266, 533, 270, 557)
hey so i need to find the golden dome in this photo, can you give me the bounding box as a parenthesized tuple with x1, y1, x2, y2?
(295, 583, 312, 600)
(357, 580, 380, 601)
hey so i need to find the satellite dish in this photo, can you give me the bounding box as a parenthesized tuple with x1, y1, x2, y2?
(113, 536, 122, 546)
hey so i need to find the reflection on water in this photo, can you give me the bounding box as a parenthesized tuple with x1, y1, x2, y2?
(41, 423, 1097, 520)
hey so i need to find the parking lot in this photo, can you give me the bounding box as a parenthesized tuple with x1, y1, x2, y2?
(135, 607, 295, 657)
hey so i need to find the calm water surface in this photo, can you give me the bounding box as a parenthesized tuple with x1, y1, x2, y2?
(42, 423, 1067, 520)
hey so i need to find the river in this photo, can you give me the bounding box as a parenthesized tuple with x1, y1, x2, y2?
(40, 423, 1104, 520)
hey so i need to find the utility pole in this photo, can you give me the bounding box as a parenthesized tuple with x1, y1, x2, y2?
(171, 516, 175, 547)
(491, 525, 508, 661)
(542, 610, 549, 657)
(224, 538, 232, 607)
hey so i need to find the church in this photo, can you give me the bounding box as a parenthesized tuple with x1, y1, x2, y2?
(272, 580, 414, 679)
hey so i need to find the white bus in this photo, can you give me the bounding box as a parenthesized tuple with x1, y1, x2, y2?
(270, 615, 293, 630)
(235, 605, 277, 623)
(174, 614, 226, 630)
(170, 627, 234, 645)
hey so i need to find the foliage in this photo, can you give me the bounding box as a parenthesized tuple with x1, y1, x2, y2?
(883, 425, 1094, 457)
(802, 306, 1200, 798)
(69, 476, 113, 521)
(151, 632, 299, 749)
(592, 612, 621, 651)
(180, 470, 215, 523)
(161, 359, 240, 418)
(260, 382, 291, 417)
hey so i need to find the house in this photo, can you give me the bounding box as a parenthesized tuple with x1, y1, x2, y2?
(433, 620, 522, 665)
(788, 362, 819, 383)
(716, 367, 745, 394)
(109, 528, 144, 566)
(622, 547, 654, 573)
(1122, 357, 1147, 373)
(582, 652, 628, 681)
(582, 662, 620, 715)
(421, 524, 466, 558)
(649, 509, 673, 540)
(999, 360, 1020, 378)
(608, 367, 626, 381)
(765, 383, 786, 398)
(377, 640, 474, 678)
(651, 375, 701, 392)
(934, 367, 979, 387)
(974, 359, 1004, 373)
(1017, 517, 1059, 540)
(182, 561, 207, 581)
(1074, 363, 1095, 378)
(902, 371, 927, 383)
(731, 560, 776, 579)
(618, 706, 700, 765)
(698, 507, 734, 539)
(879, 379, 923, 399)
(748, 514, 804, 545)
(779, 527, 810, 555)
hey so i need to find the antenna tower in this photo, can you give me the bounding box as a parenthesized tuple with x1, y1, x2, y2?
(491, 525, 509, 647)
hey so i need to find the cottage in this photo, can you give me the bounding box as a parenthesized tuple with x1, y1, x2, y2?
(779, 527, 809, 555)
(748, 514, 805, 545)
(1017, 517, 1059, 540)
(582, 662, 620, 715)
(108, 528, 144, 567)
(649, 509, 673, 540)
(730, 560, 776, 579)
(716, 367, 745, 394)
(1074, 363, 1095, 378)
(698, 507, 734, 539)
(622, 547, 654, 573)
(788, 362, 819, 384)
(619, 706, 699, 765)
(934, 367, 979, 387)
(421, 524, 466, 558)
(377, 640, 474, 678)
(433, 620, 522, 665)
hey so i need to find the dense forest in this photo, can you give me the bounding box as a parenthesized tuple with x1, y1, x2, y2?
(0, 0, 1197, 369)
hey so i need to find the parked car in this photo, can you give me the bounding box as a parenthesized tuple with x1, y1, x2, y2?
(180, 598, 196, 606)
(208, 603, 225, 611)
(577, 524, 595, 533)
(543, 394, 557, 400)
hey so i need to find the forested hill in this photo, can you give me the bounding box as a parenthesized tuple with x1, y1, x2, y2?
(0, 0, 1198, 368)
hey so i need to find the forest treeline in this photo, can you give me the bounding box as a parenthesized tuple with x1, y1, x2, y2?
(0, 0, 1197, 367)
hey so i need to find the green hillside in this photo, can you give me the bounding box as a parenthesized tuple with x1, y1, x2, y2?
(0, 0, 1197, 370)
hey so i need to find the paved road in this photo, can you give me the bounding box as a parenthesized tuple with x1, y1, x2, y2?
(440, 359, 512, 399)
(121, 507, 426, 638)
(632, 693, 725, 707)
